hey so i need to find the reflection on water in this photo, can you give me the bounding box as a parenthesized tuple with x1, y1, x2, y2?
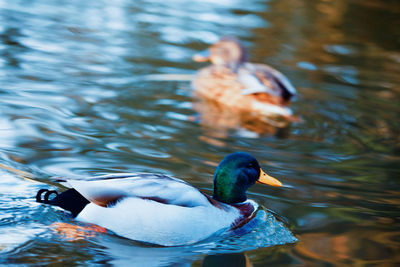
(201, 253, 252, 267)
(1, 0, 400, 265)
(193, 97, 291, 139)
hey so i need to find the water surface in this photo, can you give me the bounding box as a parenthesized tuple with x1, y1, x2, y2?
(0, 0, 400, 265)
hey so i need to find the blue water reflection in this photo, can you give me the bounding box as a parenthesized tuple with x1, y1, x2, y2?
(1, 0, 400, 265)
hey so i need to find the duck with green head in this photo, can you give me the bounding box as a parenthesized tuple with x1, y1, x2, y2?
(193, 37, 297, 118)
(36, 152, 282, 246)
(213, 152, 281, 204)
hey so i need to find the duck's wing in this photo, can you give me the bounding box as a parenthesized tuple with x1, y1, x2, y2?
(239, 63, 297, 101)
(66, 173, 211, 208)
(238, 69, 276, 96)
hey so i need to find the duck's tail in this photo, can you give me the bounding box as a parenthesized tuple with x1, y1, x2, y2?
(36, 188, 89, 217)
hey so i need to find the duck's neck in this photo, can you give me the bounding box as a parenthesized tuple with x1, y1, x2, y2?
(213, 169, 247, 204)
(226, 61, 242, 73)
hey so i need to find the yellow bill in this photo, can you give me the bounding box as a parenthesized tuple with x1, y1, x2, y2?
(192, 50, 210, 62)
(257, 168, 282, 187)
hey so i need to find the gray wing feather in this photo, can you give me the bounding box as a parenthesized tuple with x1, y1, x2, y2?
(67, 173, 211, 208)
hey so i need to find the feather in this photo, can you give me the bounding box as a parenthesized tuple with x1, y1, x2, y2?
(67, 173, 211, 208)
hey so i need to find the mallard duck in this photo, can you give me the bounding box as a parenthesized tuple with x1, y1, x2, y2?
(36, 152, 282, 246)
(192, 37, 297, 117)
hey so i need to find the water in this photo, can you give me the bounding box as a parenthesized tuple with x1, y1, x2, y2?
(0, 0, 399, 265)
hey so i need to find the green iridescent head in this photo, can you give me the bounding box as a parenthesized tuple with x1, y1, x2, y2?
(213, 152, 282, 204)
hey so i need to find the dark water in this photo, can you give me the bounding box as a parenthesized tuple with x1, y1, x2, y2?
(1, 0, 400, 265)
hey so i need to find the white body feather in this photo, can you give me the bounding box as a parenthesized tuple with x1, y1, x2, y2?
(77, 197, 239, 246)
(65, 173, 243, 246)
(252, 101, 293, 117)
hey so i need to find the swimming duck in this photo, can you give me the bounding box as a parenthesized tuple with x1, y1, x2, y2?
(36, 152, 282, 246)
(192, 37, 297, 117)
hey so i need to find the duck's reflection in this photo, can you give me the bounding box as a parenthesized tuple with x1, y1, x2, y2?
(100, 237, 254, 267)
(202, 252, 252, 267)
(193, 97, 291, 138)
(73, 231, 255, 267)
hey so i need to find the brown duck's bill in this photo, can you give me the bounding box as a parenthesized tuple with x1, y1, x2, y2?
(193, 50, 210, 62)
(257, 168, 283, 187)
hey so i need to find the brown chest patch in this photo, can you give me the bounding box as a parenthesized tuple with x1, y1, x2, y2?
(230, 202, 256, 229)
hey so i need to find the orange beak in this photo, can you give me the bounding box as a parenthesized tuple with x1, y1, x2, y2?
(192, 50, 210, 62)
(256, 168, 282, 187)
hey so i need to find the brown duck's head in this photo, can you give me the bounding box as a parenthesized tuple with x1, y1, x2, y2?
(193, 37, 248, 70)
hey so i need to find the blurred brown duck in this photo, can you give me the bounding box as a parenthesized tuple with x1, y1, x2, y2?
(192, 37, 297, 118)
